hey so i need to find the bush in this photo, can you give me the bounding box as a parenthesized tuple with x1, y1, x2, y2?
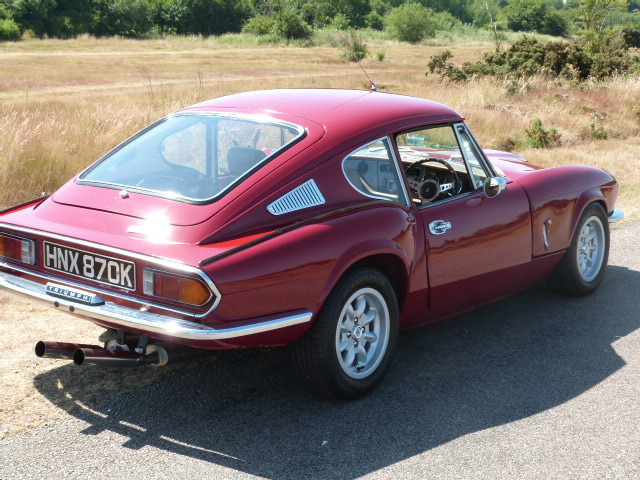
(502, 0, 569, 37)
(329, 13, 350, 31)
(426, 37, 640, 83)
(242, 9, 311, 41)
(365, 10, 384, 31)
(159, 0, 251, 36)
(340, 30, 369, 62)
(385, 3, 437, 43)
(588, 122, 608, 140)
(273, 9, 311, 40)
(91, 0, 153, 37)
(242, 15, 275, 36)
(432, 11, 463, 31)
(0, 18, 21, 41)
(525, 118, 561, 149)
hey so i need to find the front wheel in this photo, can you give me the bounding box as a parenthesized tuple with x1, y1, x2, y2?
(547, 203, 609, 296)
(294, 269, 399, 399)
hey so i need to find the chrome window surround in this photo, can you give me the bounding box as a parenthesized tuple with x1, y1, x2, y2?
(0, 223, 221, 318)
(77, 112, 306, 205)
(341, 136, 411, 207)
(453, 122, 498, 179)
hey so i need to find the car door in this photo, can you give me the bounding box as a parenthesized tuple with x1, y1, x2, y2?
(395, 123, 532, 320)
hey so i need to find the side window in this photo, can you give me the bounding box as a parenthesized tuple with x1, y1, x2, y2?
(455, 125, 489, 188)
(342, 137, 408, 205)
(396, 125, 469, 206)
(394, 124, 495, 206)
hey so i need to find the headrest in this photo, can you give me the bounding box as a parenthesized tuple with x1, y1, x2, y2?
(227, 147, 267, 176)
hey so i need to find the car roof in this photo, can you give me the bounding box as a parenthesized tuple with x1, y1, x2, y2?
(183, 89, 464, 140)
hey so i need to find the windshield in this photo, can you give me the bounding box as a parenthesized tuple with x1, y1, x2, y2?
(79, 114, 305, 203)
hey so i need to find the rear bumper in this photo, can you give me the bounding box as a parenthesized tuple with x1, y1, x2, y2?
(0, 269, 312, 341)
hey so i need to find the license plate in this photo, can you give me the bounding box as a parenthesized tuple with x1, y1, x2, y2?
(43, 241, 136, 289)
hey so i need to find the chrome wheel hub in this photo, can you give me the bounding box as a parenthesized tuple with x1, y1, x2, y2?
(335, 288, 390, 379)
(576, 215, 605, 282)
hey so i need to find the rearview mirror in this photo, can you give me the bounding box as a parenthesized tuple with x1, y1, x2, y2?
(483, 176, 507, 198)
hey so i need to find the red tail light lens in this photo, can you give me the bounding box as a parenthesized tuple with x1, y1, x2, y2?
(143, 269, 212, 306)
(0, 233, 36, 265)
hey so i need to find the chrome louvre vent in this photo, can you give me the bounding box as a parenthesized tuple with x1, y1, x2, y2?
(267, 179, 325, 215)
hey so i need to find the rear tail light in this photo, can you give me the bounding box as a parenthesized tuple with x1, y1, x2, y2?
(0, 233, 36, 265)
(143, 269, 212, 306)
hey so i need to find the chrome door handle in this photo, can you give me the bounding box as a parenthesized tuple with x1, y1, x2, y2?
(429, 220, 452, 235)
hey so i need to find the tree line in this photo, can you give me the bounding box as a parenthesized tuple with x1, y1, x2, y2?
(0, 0, 638, 42)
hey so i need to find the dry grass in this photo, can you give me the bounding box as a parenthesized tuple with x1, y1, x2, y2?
(1, 36, 639, 438)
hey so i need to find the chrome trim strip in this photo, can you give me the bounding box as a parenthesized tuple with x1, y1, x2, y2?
(0, 270, 312, 341)
(543, 219, 552, 249)
(608, 209, 624, 223)
(0, 223, 221, 315)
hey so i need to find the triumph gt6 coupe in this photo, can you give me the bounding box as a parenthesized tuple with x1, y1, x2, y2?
(0, 89, 623, 398)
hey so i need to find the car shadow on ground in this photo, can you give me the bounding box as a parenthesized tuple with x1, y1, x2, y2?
(34, 264, 640, 479)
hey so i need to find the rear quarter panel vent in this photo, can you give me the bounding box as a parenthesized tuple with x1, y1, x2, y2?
(267, 179, 326, 215)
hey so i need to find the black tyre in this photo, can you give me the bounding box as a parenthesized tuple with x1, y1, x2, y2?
(294, 268, 399, 399)
(547, 203, 609, 296)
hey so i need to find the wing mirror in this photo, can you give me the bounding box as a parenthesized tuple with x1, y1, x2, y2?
(483, 176, 507, 198)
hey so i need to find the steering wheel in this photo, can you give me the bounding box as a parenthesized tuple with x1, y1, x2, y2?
(404, 158, 462, 204)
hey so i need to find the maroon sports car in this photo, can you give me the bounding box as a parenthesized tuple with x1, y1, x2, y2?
(0, 89, 623, 398)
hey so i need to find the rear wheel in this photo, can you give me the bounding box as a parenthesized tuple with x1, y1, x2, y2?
(547, 203, 609, 296)
(294, 269, 399, 399)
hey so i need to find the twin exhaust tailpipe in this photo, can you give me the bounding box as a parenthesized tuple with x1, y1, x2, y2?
(35, 341, 171, 368)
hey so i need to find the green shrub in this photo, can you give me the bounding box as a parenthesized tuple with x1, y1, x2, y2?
(329, 13, 350, 31)
(385, 3, 437, 43)
(427, 36, 639, 83)
(588, 122, 608, 140)
(340, 30, 369, 62)
(502, 0, 569, 37)
(273, 9, 311, 40)
(432, 11, 463, 31)
(525, 118, 561, 149)
(0, 18, 21, 41)
(91, 0, 153, 37)
(365, 10, 384, 31)
(376, 49, 386, 62)
(242, 15, 275, 36)
(242, 9, 311, 41)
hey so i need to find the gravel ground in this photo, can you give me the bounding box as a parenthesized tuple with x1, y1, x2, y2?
(1, 222, 638, 480)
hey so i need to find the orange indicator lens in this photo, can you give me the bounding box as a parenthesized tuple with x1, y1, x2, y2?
(143, 269, 211, 306)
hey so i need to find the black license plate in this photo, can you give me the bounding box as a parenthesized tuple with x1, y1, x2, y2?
(43, 241, 136, 289)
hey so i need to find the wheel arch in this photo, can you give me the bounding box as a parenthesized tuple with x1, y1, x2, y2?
(319, 246, 410, 316)
(343, 254, 407, 311)
(570, 191, 609, 240)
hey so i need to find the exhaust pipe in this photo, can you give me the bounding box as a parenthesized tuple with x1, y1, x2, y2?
(37, 340, 211, 368)
(35, 341, 102, 360)
(73, 347, 160, 368)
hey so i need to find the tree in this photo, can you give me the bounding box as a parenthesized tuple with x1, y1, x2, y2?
(578, 0, 628, 31)
(385, 3, 437, 43)
(502, 0, 569, 36)
(91, 0, 152, 37)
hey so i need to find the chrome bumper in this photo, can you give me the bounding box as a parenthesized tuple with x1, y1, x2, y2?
(608, 209, 624, 223)
(0, 270, 312, 341)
